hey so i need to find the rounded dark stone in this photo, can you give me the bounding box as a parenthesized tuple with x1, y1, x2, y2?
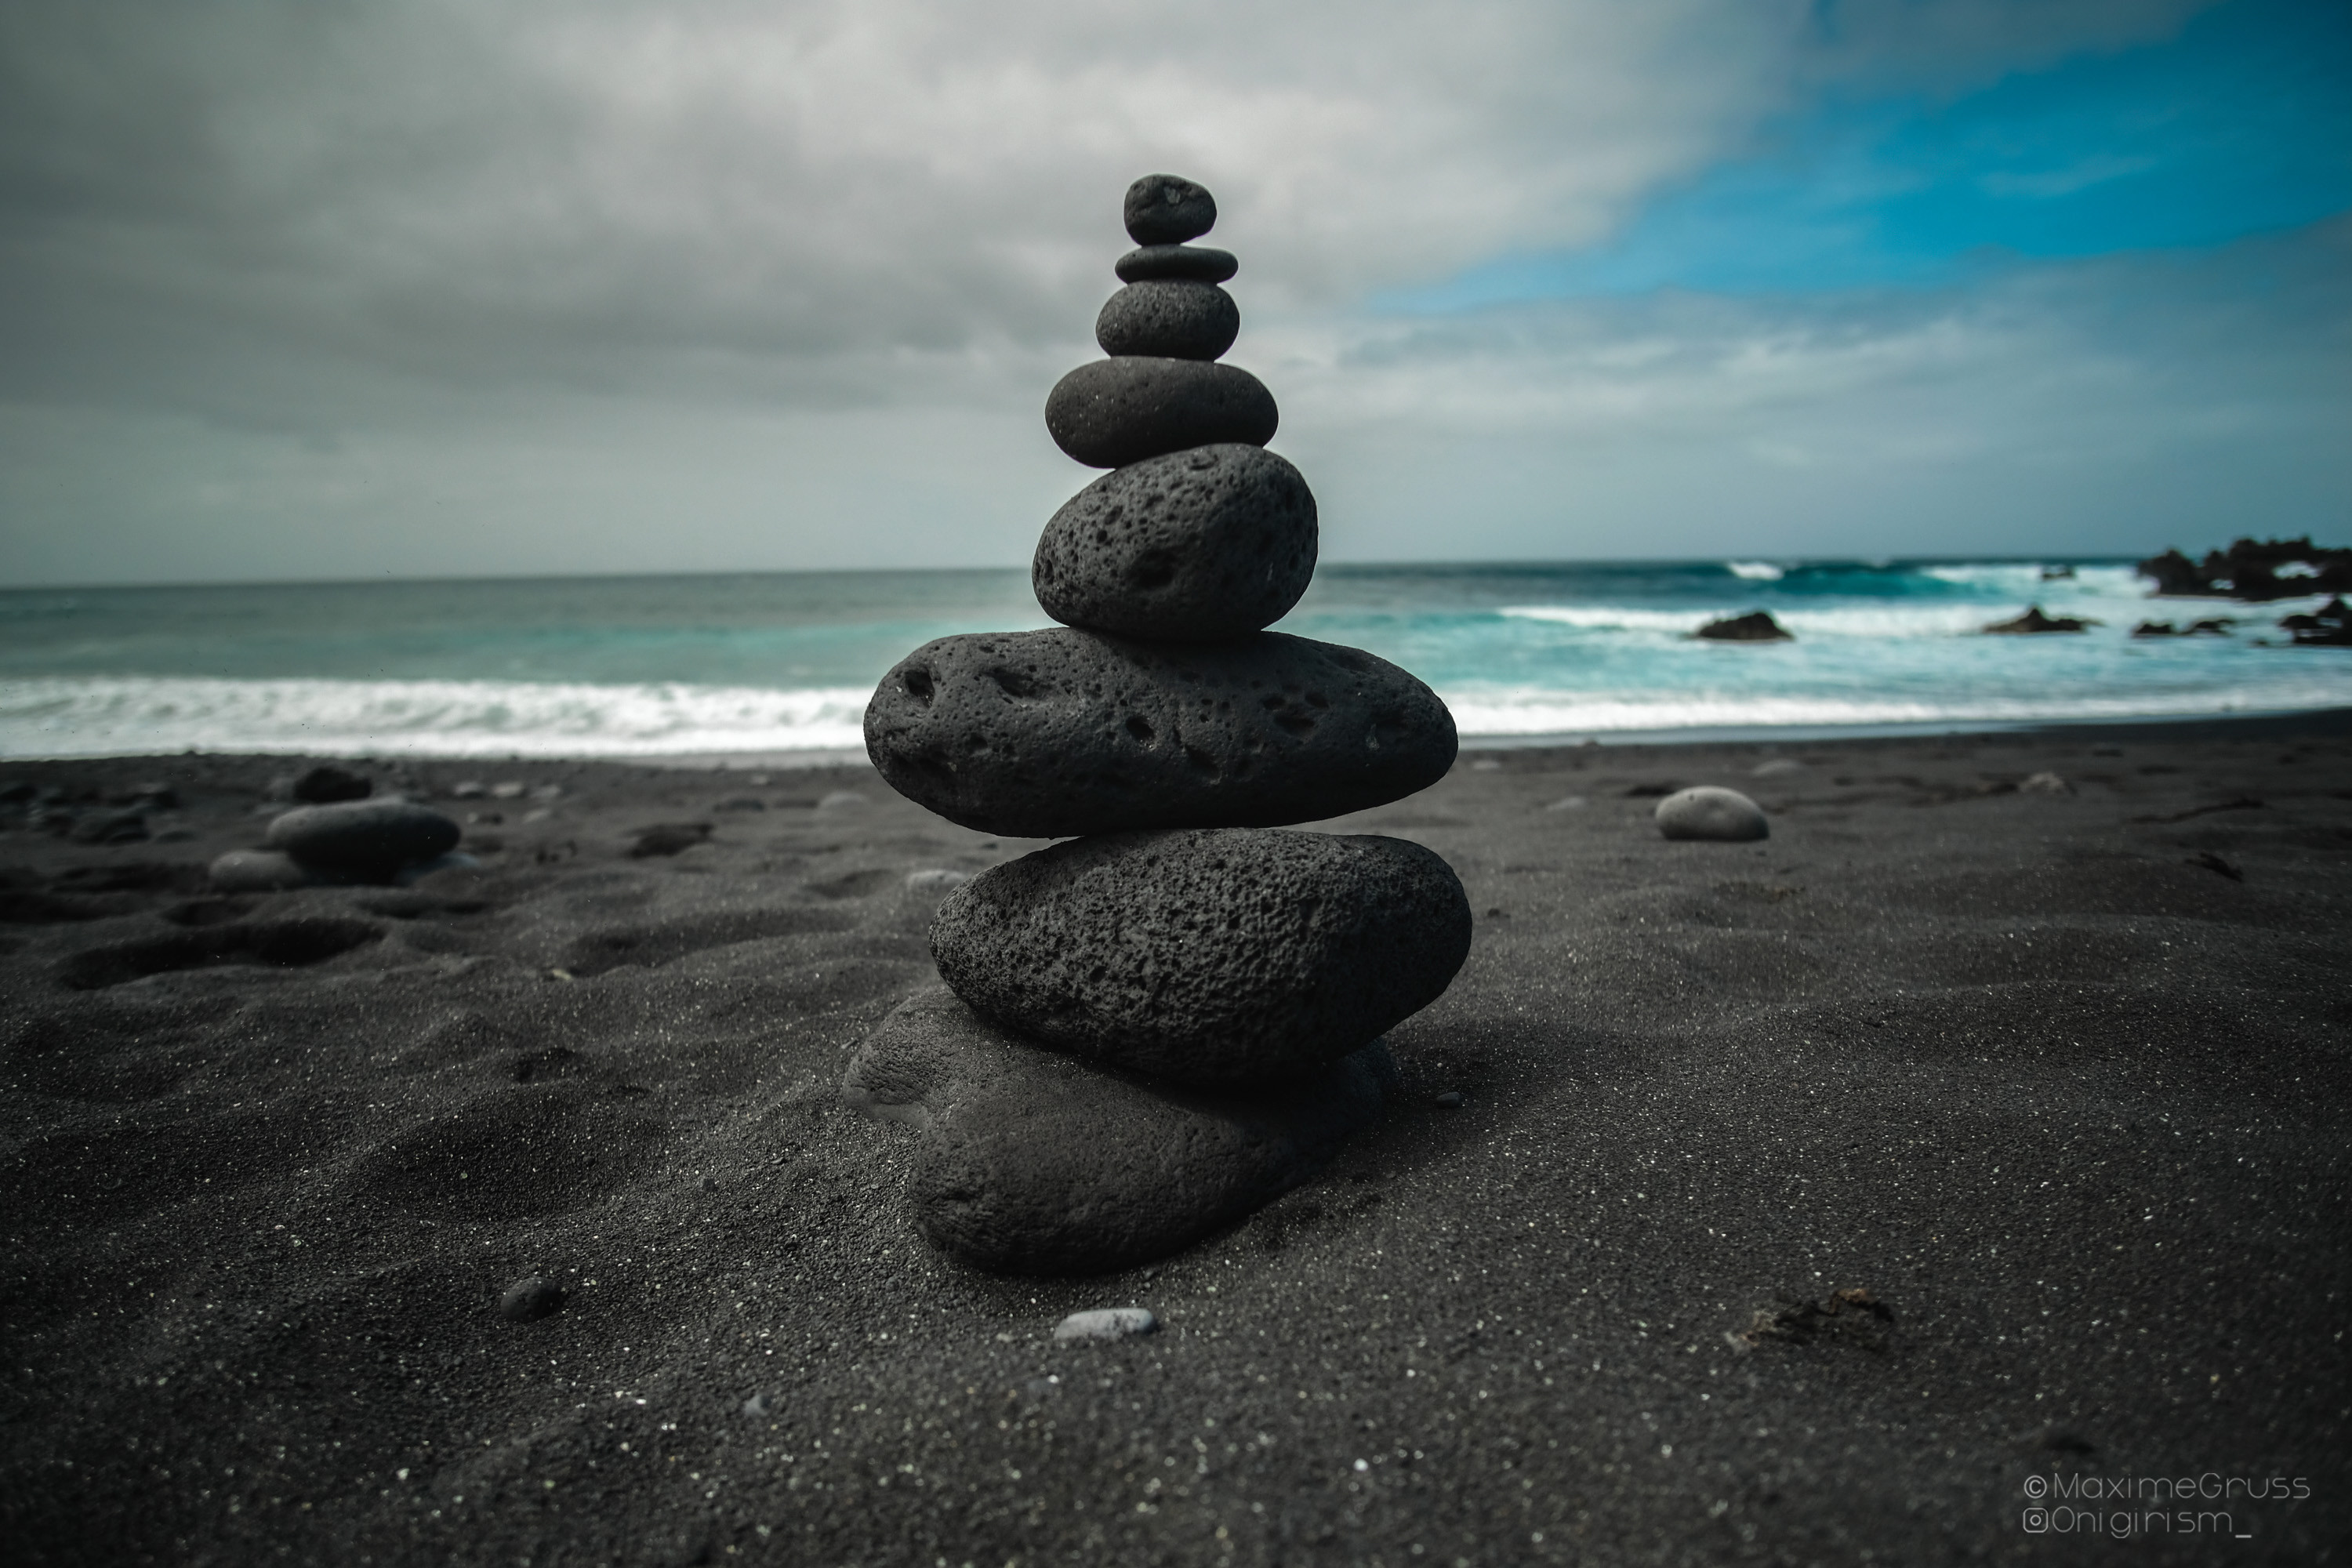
(266, 800, 462, 880)
(1034, 445, 1316, 641)
(864, 628, 1458, 837)
(292, 765, 372, 803)
(209, 848, 316, 892)
(1116, 245, 1238, 285)
(499, 1275, 564, 1323)
(1124, 174, 1216, 245)
(841, 986, 1394, 1275)
(1045, 358, 1276, 470)
(1654, 786, 1769, 841)
(931, 829, 1472, 1087)
(1094, 281, 1239, 361)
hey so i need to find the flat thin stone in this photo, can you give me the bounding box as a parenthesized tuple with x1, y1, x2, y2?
(1654, 786, 1769, 841)
(1033, 444, 1315, 641)
(1045, 358, 1276, 469)
(1123, 174, 1215, 245)
(266, 800, 462, 880)
(931, 828, 1472, 1088)
(1095, 281, 1238, 361)
(1115, 245, 1238, 285)
(842, 986, 1394, 1275)
(864, 628, 1458, 837)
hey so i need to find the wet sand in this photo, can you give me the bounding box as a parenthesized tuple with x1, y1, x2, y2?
(4, 713, 2349, 1566)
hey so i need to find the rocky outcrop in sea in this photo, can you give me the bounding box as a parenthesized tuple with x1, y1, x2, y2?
(852, 174, 1469, 1275)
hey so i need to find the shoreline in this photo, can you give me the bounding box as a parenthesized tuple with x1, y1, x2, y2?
(5, 714, 2347, 1563)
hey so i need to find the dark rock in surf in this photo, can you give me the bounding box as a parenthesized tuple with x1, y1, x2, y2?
(864, 627, 1457, 837)
(1094, 281, 1240, 361)
(1033, 445, 1315, 641)
(1115, 245, 1239, 285)
(266, 800, 461, 881)
(1982, 605, 2097, 634)
(842, 986, 1394, 1274)
(1123, 174, 1217, 246)
(931, 827, 1470, 1087)
(1696, 610, 1793, 642)
(1045, 358, 1277, 469)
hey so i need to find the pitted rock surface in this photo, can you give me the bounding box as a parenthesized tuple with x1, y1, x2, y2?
(1045, 358, 1277, 469)
(842, 986, 1394, 1274)
(1094, 281, 1240, 361)
(864, 628, 1457, 837)
(931, 829, 1471, 1087)
(1033, 445, 1315, 641)
(266, 800, 462, 880)
(1115, 245, 1239, 285)
(1654, 786, 1770, 842)
(1123, 174, 1216, 246)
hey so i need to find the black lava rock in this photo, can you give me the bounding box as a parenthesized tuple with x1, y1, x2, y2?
(1123, 174, 1217, 245)
(499, 1275, 564, 1323)
(266, 800, 462, 881)
(931, 829, 1471, 1087)
(1094, 281, 1240, 361)
(1115, 245, 1238, 285)
(842, 986, 1394, 1274)
(1696, 610, 1792, 642)
(1045, 358, 1276, 469)
(1033, 445, 1316, 641)
(864, 628, 1457, 837)
(292, 765, 372, 803)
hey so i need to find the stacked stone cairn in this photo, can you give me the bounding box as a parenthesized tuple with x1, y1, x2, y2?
(845, 176, 1472, 1276)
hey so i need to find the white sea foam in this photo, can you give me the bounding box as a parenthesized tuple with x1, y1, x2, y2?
(1726, 561, 1785, 581)
(1440, 677, 2352, 737)
(0, 677, 873, 760)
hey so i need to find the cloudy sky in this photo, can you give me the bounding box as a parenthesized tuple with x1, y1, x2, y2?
(2, 0, 2345, 585)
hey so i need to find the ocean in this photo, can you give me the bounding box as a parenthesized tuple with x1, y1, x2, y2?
(2, 561, 2347, 760)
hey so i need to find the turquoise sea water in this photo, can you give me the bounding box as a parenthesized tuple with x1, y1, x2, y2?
(2, 561, 2346, 758)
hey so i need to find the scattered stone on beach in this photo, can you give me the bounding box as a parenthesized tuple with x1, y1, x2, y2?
(1044, 357, 1278, 469)
(209, 848, 316, 892)
(1696, 610, 1793, 642)
(627, 822, 713, 858)
(292, 765, 372, 803)
(1751, 757, 1806, 778)
(843, 987, 1394, 1274)
(69, 809, 149, 845)
(931, 829, 1472, 1087)
(2185, 849, 2243, 881)
(866, 627, 1457, 837)
(2132, 619, 2233, 637)
(1115, 245, 1239, 285)
(498, 1275, 564, 1323)
(1124, 173, 1216, 245)
(1982, 604, 2098, 634)
(742, 1392, 777, 1418)
(2019, 771, 2074, 797)
(1054, 1307, 1158, 1343)
(817, 792, 867, 811)
(450, 780, 488, 800)
(1094, 281, 1240, 361)
(1033, 445, 1316, 641)
(1544, 795, 1588, 811)
(905, 868, 969, 891)
(1434, 1091, 1465, 1109)
(713, 797, 766, 811)
(266, 800, 462, 881)
(1654, 786, 1769, 842)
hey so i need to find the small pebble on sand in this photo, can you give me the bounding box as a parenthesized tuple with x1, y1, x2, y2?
(1053, 1307, 1157, 1343)
(499, 1276, 564, 1323)
(906, 869, 969, 891)
(2020, 771, 2074, 797)
(818, 792, 866, 811)
(1654, 786, 1769, 842)
(1751, 758, 1806, 778)
(742, 1392, 776, 1418)
(1544, 796, 1588, 811)
(1435, 1091, 1465, 1109)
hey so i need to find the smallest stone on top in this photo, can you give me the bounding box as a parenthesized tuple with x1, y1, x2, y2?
(1123, 174, 1215, 245)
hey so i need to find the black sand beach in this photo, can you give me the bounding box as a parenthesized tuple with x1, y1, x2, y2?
(5, 716, 2349, 1566)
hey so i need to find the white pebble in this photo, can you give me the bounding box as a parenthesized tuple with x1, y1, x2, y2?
(2020, 771, 2074, 797)
(818, 791, 866, 810)
(906, 869, 969, 891)
(1052, 1307, 1157, 1343)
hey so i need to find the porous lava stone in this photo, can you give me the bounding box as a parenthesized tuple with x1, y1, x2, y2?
(1094, 280, 1240, 361)
(842, 986, 1394, 1274)
(863, 627, 1457, 837)
(1033, 444, 1315, 641)
(931, 828, 1471, 1087)
(1123, 173, 1217, 246)
(1045, 358, 1276, 469)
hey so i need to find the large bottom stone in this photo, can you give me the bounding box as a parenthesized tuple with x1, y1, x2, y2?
(931, 828, 1471, 1087)
(842, 987, 1393, 1275)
